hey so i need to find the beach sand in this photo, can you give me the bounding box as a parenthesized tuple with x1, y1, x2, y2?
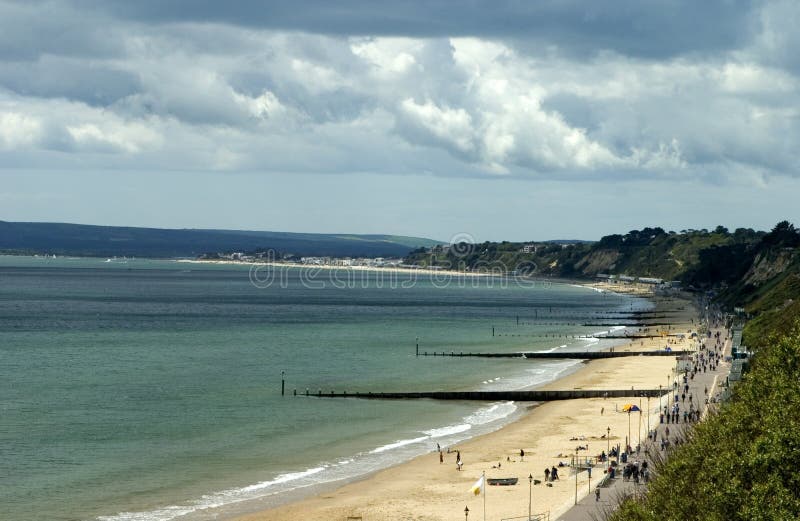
(233, 291, 697, 521)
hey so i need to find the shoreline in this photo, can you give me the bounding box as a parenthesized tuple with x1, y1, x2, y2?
(224, 288, 696, 521)
(175, 258, 493, 278)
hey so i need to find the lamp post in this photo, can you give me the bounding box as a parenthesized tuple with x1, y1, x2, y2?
(638, 407, 642, 448)
(574, 447, 579, 505)
(659, 384, 662, 416)
(646, 395, 651, 439)
(464, 505, 469, 521)
(606, 426, 610, 462)
(528, 474, 533, 521)
(627, 410, 631, 451)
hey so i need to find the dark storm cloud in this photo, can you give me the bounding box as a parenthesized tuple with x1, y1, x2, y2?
(78, 0, 758, 59)
(0, 1, 125, 61)
(0, 58, 141, 106)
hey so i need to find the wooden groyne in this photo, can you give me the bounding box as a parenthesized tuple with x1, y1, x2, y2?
(594, 334, 684, 339)
(299, 389, 666, 401)
(491, 334, 685, 339)
(580, 322, 672, 327)
(417, 350, 691, 359)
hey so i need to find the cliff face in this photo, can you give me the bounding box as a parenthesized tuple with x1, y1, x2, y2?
(742, 248, 798, 286)
(573, 249, 621, 275)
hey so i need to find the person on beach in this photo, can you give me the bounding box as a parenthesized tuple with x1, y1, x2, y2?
(439, 451, 443, 464)
(520, 448, 525, 461)
(551, 466, 559, 480)
(544, 468, 550, 481)
(595, 487, 601, 501)
(457, 457, 463, 471)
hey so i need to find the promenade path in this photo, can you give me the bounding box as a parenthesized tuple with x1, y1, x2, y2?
(554, 321, 733, 521)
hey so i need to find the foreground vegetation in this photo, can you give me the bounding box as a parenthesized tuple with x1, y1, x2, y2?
(604, 223, 800, 520)
(608, 312, 800, 521)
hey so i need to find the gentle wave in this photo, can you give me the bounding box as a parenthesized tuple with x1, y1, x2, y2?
(464, 401, 518, 426)
(369, 435, 430, 454)
(98, 467, 330, 521)
(568, 283, 605, 293)
(593, 324, 629, 337)
(238, 467, 327, 493)
(97, 400, 523, 521)
(425, 423, 472, 438)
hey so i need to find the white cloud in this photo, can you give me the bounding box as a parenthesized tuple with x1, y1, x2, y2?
(0, 111, 42, 149)
(290, 59, 346, 92)
(715, 63, 797, 94)
(399, 98, 475, 154)
(0, 2, 798, 182)
(67, 120, 161, 154)
(350, 37, 423, 75)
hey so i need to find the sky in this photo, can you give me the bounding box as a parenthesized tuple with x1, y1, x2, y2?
(1, 0, 799, 242)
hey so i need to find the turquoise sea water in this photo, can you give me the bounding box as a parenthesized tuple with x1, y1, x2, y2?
(0, 256, 651, 520)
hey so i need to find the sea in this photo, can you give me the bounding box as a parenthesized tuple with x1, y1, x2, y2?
(0, 256, 652, 521)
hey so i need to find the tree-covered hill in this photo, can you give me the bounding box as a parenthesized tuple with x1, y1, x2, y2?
(0, 221, 441, 258)
(405, 222, 800, 310)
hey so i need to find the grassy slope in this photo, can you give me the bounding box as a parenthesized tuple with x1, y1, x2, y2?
(609, 314, 800, 521)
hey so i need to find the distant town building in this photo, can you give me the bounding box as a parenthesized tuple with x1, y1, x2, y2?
(638, 277, 664, 285)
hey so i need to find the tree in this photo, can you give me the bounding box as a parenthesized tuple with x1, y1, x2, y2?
(763, 221, 800, 247)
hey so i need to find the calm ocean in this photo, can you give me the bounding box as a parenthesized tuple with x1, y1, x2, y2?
(0, 256, 650, 521)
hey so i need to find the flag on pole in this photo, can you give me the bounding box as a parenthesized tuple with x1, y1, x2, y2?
(469, 475, 485, 496)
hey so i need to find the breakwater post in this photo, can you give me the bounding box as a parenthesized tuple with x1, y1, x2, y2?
(281, 370, 285, 396)
(416, 337, 419, 357)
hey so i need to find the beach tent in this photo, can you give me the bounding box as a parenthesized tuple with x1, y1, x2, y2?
(622, 404, 641, 412)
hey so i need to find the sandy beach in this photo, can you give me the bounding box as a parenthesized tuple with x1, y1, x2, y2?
(234, 288, 697, 521)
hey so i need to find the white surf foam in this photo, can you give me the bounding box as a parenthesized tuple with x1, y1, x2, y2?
(238, 467, 327, 493)
(369, 435, 429, 454)
(464, 401, 518, 426)
(425, 424, 472, 437)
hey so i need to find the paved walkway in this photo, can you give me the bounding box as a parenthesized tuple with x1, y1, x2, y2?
(555, 320, 733, 521)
